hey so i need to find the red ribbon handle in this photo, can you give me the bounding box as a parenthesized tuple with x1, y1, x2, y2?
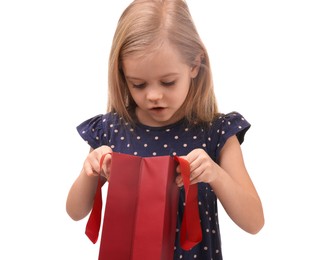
(174, 156, 202, 250)
(85, 153, 108, 244)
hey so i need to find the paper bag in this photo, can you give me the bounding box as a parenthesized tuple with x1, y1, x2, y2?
(86, 152, 202, 260)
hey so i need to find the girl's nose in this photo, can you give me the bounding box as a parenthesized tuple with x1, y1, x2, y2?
(146, 88, 163, 102)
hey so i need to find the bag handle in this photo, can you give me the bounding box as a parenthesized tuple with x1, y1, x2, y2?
(85, 153, 108, 244)
(174, 156, 202, 250)
(85, 154, 202, 250)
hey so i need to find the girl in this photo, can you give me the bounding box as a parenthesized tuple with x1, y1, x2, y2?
(66, 0, 264, 259)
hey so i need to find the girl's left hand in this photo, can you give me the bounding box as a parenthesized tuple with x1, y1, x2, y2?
(175, 148, 218, 187)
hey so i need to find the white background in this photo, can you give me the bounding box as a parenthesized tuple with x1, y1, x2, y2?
(1, 0, 320, 259)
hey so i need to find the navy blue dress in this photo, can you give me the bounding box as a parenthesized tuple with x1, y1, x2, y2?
(77, 111, 250, 260)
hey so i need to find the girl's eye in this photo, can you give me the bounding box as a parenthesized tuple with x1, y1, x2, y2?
(132, 83, 146, 89)
(161, 81, 175, 87)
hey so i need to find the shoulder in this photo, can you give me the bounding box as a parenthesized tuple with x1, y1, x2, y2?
(208, 111, 251, 159)
(76, 112, 124, 149)
(213, 111, 251, 144)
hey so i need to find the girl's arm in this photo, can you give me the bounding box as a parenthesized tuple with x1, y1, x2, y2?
(212, 135, 264, 234)
(176, 135, 264, 234)
(66, 146, 112, 221)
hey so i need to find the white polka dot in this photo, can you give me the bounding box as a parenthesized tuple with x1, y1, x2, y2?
(198, 201, 202, 205)
(166, 129, 170, 132)
(146, 129, 150, 132)
(134, 152, 138, 155)
(130, 128, 134, 132)
(152, 152, 157, 156)
(127, 144, 130, 147)
(120, 137, 125, 140)
(155, 136, 159, 140)
(103, 133, 107, 137)
(164, 144, 168, 148)
(102, 118, 106, 122)
(206, 229, 209, 232)
(137, 136, 141, 139)
(114, 129, 118, 133)
(95, 136, 99, 140)
(202, 143, 206, 147)
(217, 143, 220, 147)
(238, 125, 242, 129)
(91, 128, 95, 132)
(193, 136, 197, 139)
(172, 152, 177, 156)
(109, 124, 113, 127)
(204, 246, 208, 250)
(111, 145, 115, 149)
(212, 229, 216, 234)
(185, 128, 189, 131)
(144, 143, 148, 147)
(194, 255, 197, 258)
(228, 121, 231, 125)
(180, 255, 183, 259)
(183, 144, 187, 147)
(174, 136, 179, 139)
(208, 137, 211, 141)
(221, 130, 225, 134)
(82, 130, 86, 134)
(216, 249, 220, 253)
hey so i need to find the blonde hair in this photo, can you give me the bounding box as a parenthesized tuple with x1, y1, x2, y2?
(107, 0, 219, 125)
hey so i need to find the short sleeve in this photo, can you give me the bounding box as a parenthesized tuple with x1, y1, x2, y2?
(76, 114, 107, 149)
(214, 111, 251, 159)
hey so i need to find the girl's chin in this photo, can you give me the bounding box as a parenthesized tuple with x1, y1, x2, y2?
(136, 107, 183, 127)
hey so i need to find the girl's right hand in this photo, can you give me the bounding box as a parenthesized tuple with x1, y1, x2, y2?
(82, 145, 113, 181)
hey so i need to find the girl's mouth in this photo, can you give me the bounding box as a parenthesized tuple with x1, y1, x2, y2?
(149, 107, 166, 113)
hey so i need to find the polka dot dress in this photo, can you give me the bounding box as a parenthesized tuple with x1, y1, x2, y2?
(77, 111, 251, 260)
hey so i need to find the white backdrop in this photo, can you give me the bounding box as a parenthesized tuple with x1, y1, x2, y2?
(1, 0, 320, 259)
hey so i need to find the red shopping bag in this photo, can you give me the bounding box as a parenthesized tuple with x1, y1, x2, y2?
(86, 152, 202, 260)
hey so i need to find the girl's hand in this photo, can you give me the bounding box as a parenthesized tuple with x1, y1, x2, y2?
(175, 148, 218, 187)
(82, 145, 113, 181)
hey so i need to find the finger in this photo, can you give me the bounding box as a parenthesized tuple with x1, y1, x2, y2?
(175, 175, 183, 187)
(189, 156, 203, 175)
(189, 166, 205, 184)
(83, 160, 98, 177)
(190, 170, 204, 185)
(101, 153, 112, 178)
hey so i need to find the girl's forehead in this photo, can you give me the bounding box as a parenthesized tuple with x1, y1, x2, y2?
(122, 41, 184, 67)
(123, 45, 184, 74)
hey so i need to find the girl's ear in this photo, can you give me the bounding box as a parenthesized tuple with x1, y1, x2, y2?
(191, 53, 203, 78)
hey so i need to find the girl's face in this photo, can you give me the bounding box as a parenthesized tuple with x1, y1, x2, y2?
(122, 42, 199, 127)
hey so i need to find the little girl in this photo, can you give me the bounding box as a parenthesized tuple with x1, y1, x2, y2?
(66, 0, 264, 259)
